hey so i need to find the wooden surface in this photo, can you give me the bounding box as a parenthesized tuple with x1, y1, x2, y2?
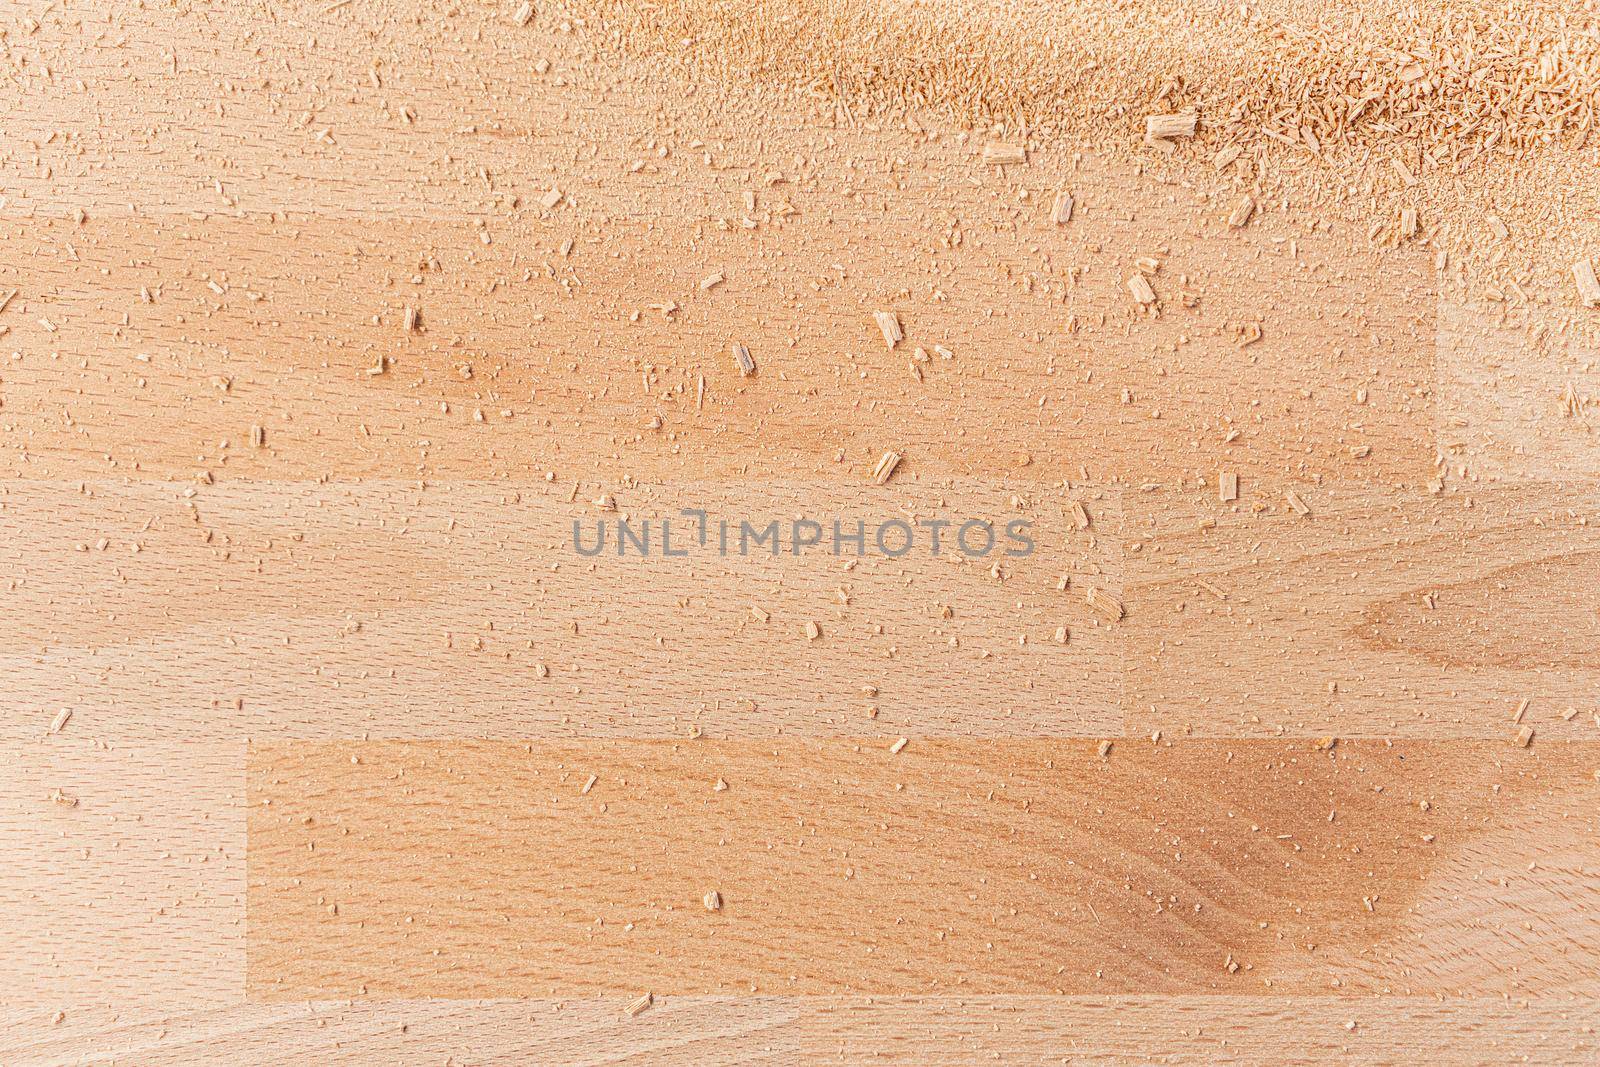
(4, 1, 1600, 1063)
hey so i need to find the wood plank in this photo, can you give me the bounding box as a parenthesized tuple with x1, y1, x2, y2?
(247, 738, 1600, 1000)
(1437, 297, 1600, 482)
(1122, 482, 1600, 737)
(0, 478, 1123, 741)
(0, 739, 244, 1008)
(6, 996, 1599, 1065)
(0, 187, 1436, 487)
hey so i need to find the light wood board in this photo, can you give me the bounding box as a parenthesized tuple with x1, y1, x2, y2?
(3, 1, 1599, 1063)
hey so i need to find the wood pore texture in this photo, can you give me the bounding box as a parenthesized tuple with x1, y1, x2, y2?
(3, 2, 1600, 1064)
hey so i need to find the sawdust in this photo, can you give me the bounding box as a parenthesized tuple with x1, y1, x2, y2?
(558, 0, 1600, 316)
(562, 0, 1599, 152)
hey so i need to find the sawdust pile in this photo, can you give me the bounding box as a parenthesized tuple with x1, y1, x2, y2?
(560, 0, 1600, 159)
(557, 0, 1600, 312)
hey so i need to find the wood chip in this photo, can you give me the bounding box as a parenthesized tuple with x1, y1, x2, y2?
(1231, 321, 1263, 347)
(1219, 471, 1239, 502)
(1227, 196, 1255, 229)
(1145, 112, 1198, 143)
(512, 1, 533, 26)
(49, 709, 71, 734)
(1051, 190, 1074, 225)
(1285, 490, 1311, 517)
(730, 342, 755, 376)
(873, 310, 903, 348)
(581, 774, 597, 794)
(889, 736, 908, 754)
(805, 620, 821, 640)
(703, 889, 722, 911)
(1126, 274, 1157, 304)
(1086, 586, 1124, 622)
(1515, 725, 1535, 748)
(871, 450, 902, 485)
(981, 144, 1027, 165)
(539, 188, 563, 210)
(1069, 501, 1091, 529)
(624, 993, 653, 1017)
(403, 306, 420, 333)
(1096, 739, 1113, 758)
(250, 424, 266, 448)
(1398, 207, 1419, 240)
(699, 272, 724, 290)
(1574, 259, 1600, 309)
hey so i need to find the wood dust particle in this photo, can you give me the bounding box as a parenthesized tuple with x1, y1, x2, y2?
(981, 144, 1027, 165)
(1051, 191, 1074, 225)
(1086, 586, 1124, 622)
(871, 450, 902, 485)
(1145, 112, 1197, 145)
(873, 310, 903, 349)
(1575, 259, 1600, 309)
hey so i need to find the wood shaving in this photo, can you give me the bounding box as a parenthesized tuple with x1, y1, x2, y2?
(873, 310, 903, 349)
